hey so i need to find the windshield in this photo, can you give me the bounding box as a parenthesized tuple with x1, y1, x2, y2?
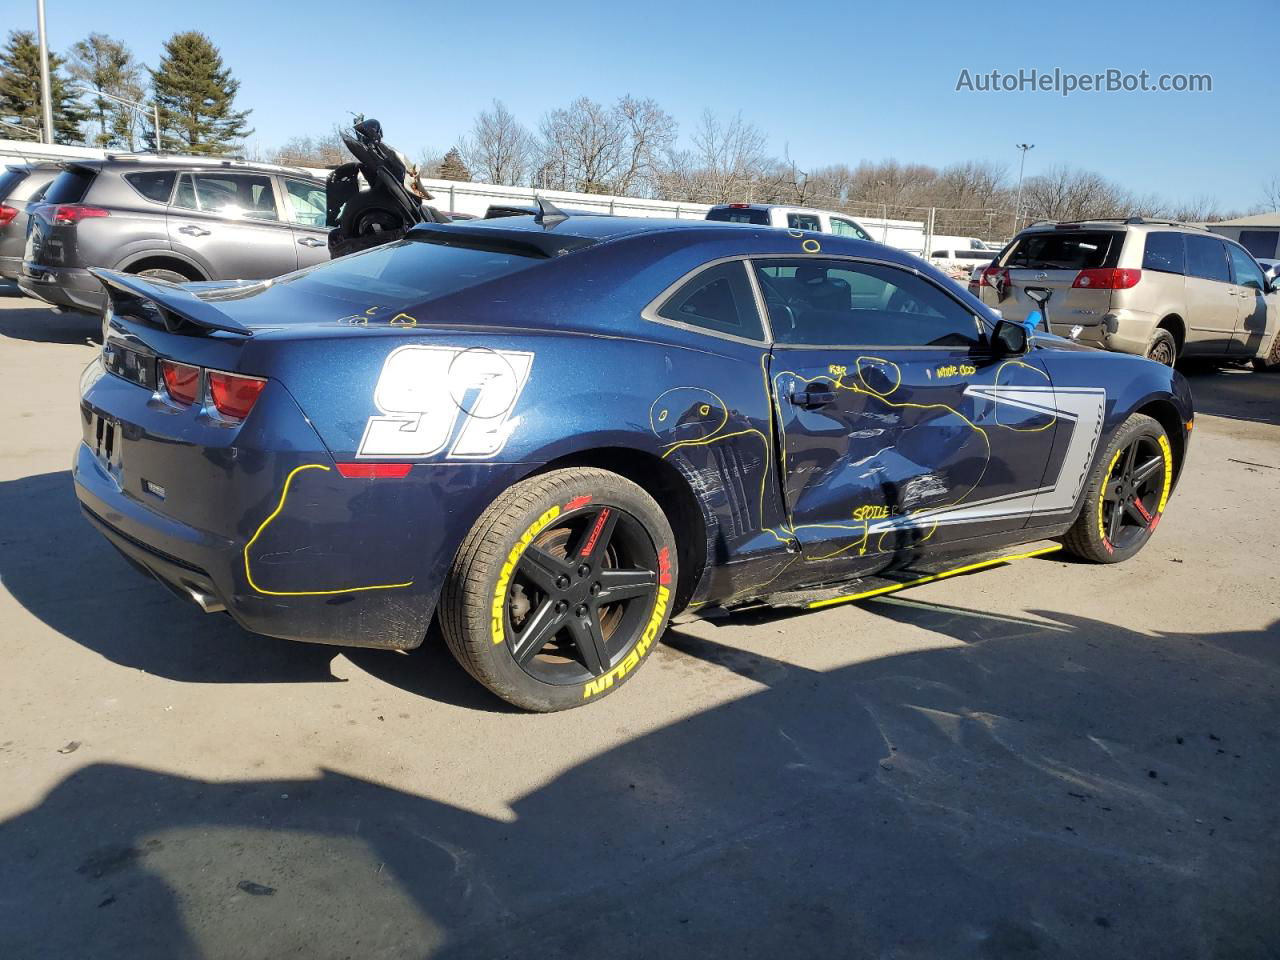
(0, 169, 26, 201)
(42, 168, 96, 205)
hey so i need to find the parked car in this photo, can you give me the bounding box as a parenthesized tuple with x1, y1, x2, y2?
(77, 212, 1192, 710)
(705, 203, 875, 240)
(0, 162, 60, 282)
(930, 246, 994, 282)
(976, 218, 1280, 368)
(18, 155, 330, 314)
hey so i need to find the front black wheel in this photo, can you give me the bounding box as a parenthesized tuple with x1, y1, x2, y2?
(1063, 413, 1173, 563)
(440, 468, 676, 711)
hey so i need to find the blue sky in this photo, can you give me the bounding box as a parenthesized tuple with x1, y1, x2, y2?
(17, 0, 1276, 210)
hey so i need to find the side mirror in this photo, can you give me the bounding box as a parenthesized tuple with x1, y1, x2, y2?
(992, 318, 1029, 356)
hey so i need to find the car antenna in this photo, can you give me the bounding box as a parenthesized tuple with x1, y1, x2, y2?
(532, 195, 569, 229)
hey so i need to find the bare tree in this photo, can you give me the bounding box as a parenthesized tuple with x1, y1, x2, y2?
(271, 131, 347, 167)
(659, 110, 772, 203)
(462, 100, 532, 186)
(1261, 176, 1280, 213)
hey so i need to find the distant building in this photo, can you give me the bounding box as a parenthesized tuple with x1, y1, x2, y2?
(1199, 212, 1280, 260)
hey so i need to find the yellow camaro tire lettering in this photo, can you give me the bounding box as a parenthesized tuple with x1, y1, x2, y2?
(491, 506, 561, 645)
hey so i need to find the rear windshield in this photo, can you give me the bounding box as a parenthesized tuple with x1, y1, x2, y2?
(43, 168, 96, 204)
(1003, 230, 1122, 270)
(707, 207, 770, 225)
(0, 169, 27, 201)
(276, 238, 542, 309)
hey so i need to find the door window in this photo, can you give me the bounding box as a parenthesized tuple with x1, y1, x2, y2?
(755, 259, 981, 348)
(171, 172, 280, 221)
(284, 178, 327, 227)
(830, 217, 870, 240)
(1227, 244, 1266, 292)
(654, 261, 764, 341)
(786, 212, 822, 231)
(1184, 234, 1230, 282)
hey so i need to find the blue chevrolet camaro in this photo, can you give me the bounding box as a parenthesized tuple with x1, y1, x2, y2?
(76, 213, 1193, 710)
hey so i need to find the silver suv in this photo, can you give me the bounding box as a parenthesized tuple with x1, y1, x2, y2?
(19, 155, 329, 314)
(977, 218, 1280, 368)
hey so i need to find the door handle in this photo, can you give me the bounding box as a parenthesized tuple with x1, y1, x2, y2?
(790, 389, 837, 408)
(178, 224, 210, 237)
(297, 237, 325, 247)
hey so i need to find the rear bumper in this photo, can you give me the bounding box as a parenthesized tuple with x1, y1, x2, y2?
(71, 357, 469, 650)
(1048, 309, 1156, 357)
(18, 262, 105, 313)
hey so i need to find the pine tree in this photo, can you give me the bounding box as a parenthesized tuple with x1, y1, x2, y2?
(437, 146, 472, 182)
(67, 33, 144, 149)
(150, 32, 252, 155)
(0, 30, 87, 144)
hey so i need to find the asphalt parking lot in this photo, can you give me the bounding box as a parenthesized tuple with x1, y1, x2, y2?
(0, 285, 1277, 960)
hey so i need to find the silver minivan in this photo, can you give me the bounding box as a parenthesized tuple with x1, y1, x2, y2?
(19, 155, 329, 314)
(977, 218, 1280, 368)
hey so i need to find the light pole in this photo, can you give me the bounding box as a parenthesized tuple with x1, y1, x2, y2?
(1013, 143, 1035, 233)
(36, 0, 55, 144)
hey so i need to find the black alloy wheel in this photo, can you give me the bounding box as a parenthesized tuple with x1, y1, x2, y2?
(1098, 434, 1167, 553)
(504, 504, 660, 684)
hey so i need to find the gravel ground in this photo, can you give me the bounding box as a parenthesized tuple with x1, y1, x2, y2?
(0, 286, 1277, 959)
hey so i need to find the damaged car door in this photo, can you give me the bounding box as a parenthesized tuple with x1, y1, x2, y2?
(758, 256, 1059, 579)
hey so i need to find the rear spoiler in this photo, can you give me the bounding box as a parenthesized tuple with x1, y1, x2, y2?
(90, 269, 254, 337)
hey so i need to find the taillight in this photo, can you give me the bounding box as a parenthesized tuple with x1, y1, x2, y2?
(207, 370, 266, 421)
(50, 204, 110, 224)
(978, 265, 1009, 287)
(1072, 268, 1142, 289)
(159, 360, 200, 406)
(0, 204, 16, 226)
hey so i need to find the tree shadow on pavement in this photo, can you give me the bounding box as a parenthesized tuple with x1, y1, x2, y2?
(0, 289, 101, 346)
(3, 601, 1277, 959)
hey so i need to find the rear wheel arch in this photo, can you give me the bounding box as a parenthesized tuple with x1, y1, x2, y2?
(1157, 314, 1185, 353)
(525, 447, 710, 615)
(121, 255, 205, 282)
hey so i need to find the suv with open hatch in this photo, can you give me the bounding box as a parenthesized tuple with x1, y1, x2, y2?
(0, 162, 60, 282)
(19, 155, 329, 315)
(976, 218, 1280, 369)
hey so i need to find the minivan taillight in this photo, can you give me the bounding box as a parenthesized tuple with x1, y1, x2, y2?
(1072, 268, 1142, 289)
(159, 360, 200, 406)
(978, 265, 1009, 288)
(0, 204, 16, 226)
(207, 370, 266, 421)
(50, 204, 110, 224)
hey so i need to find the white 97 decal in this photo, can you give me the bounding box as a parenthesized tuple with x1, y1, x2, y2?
(356, 345, 534, 459)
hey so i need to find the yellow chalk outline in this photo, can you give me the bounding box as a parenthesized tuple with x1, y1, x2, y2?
(807, 544, 1062, 609)
(243, 464, 415, 597)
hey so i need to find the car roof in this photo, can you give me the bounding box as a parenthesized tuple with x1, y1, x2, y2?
(65, 154, 320, 179)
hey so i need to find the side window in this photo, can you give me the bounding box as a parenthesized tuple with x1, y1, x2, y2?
(786, 212, 821, 231)
(654, 261, 764, 341)
(177, 172, 280, 221)
(1185, 235, 1230, 283)
(1227, 244, 1266, 292)
(284, 178, 327, 227)
(123, 170, 177, 204)
(754, 259, 981, 348)
(1142, 232, 1185, 275)
(830, 217, 870, 240)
